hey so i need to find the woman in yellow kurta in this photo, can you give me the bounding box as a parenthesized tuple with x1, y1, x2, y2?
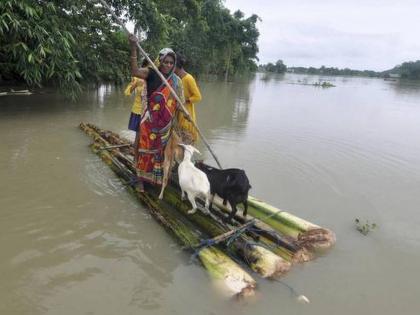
(124, 76, 146, 163)
(125, 77, 146, 126)
(175, 54, 202, 143)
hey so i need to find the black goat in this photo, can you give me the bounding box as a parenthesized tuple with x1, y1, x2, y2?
(196, 163, 251, 222)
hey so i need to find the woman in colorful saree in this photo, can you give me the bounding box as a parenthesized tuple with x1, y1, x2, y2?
(128, 35, 184, 191)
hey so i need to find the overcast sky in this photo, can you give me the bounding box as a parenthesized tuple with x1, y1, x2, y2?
(224, 0, 420, 71)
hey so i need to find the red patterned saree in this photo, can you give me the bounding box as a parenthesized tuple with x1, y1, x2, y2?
(136, 74, 183, 184)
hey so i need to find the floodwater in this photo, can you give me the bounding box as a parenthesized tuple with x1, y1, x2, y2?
(1, 73, 420, 314)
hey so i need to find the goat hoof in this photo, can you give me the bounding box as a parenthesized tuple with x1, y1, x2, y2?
(188, 209, 197, 215)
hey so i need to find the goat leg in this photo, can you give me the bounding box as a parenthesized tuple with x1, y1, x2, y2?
(187, 194, 198, 214)
(209, 194, 215, 211)
(159, 153, 173, 199)
(243, 199, 248, 217)
(205, 194, 210, 210)
(225, 200, 237, 223)
(158, 185, 165, 199)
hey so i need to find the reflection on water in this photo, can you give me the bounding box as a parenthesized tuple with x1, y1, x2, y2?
(390, 79, 420, 97)
(198, 78, 254, 137)
(1, 73, 420, 314)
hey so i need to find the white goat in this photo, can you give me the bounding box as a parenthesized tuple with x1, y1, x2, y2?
(177, 144, 210, 214)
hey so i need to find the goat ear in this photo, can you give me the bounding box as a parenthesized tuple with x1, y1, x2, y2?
(192, 146, 201, 155)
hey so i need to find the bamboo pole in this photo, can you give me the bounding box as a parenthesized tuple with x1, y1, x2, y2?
(95, 0, 223, 169)
(80, 122, 255, 297)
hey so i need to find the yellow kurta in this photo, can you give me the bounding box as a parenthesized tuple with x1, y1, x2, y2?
(124, 77, 145, 114)
(177, 73, 202, 142)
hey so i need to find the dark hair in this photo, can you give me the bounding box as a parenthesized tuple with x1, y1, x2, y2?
(141, 57, 149, 67)
(176, 53, 186, 69)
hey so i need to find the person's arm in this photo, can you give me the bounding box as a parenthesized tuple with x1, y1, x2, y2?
(186, 76, 202, 104)
(124, 82, 133, 96)
(129, 78, 144, 94)
(128, 34, 149, 79)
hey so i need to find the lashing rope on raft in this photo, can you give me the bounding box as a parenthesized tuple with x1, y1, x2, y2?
(190, 209, 285, 259)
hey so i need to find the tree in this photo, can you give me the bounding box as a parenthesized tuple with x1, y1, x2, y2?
(0, 0, 261, 98)
(260, 59, 287, 73)
(399, 60, 420, 79)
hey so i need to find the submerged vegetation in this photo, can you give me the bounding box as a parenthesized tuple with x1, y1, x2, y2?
(313, 81, 335, 88)
(355, 218, 377, 236)
(0, 0, 259, 98)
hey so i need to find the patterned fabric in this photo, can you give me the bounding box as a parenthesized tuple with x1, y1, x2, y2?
(136, 73, 184, 184)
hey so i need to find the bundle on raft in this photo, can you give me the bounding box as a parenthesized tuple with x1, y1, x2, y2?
(79, 122, 336, 296)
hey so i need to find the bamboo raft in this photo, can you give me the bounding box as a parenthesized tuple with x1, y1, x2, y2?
(79, 122, 335, 299)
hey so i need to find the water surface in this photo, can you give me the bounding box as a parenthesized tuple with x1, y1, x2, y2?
(1, 73, 420, 314)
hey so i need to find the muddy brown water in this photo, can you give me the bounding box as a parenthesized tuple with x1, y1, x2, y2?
(1, 73, 420, 314)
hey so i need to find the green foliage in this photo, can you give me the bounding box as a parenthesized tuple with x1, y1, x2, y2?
(0, 0, 82, 98)
(355, 218, 377, 236)
(0, 0, 260, 98)
(397, 60, 420, 79)
(0, 0, 132, 99)
(149, 1, 260, 77)
(288, 65, 381, 77)
(289, 62, 420, 79)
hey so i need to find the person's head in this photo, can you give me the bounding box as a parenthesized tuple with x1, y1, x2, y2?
(175, 53, 186, 76)
(158, 48, 176, 74)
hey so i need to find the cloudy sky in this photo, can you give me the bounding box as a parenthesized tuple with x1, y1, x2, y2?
(224, 0, 420, 71)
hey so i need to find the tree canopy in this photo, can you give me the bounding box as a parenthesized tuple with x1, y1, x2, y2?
(392, 60, 420, 80)
(259, 60, 287, 74)
(0, 0, 260, 98)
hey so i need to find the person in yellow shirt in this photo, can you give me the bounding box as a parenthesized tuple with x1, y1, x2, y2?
(124, 69, 147, 163)
(175, 53, 202, 143)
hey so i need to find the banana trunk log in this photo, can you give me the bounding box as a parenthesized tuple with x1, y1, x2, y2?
(208, 196, 313, 263)
(247, 197, 336, 250)
(155, 185, 291, 278)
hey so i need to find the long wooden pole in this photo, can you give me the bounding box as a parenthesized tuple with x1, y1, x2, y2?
(96, 0, 223, 169)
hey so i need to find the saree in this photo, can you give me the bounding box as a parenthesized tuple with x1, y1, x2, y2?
(136, 74, 183, 185)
